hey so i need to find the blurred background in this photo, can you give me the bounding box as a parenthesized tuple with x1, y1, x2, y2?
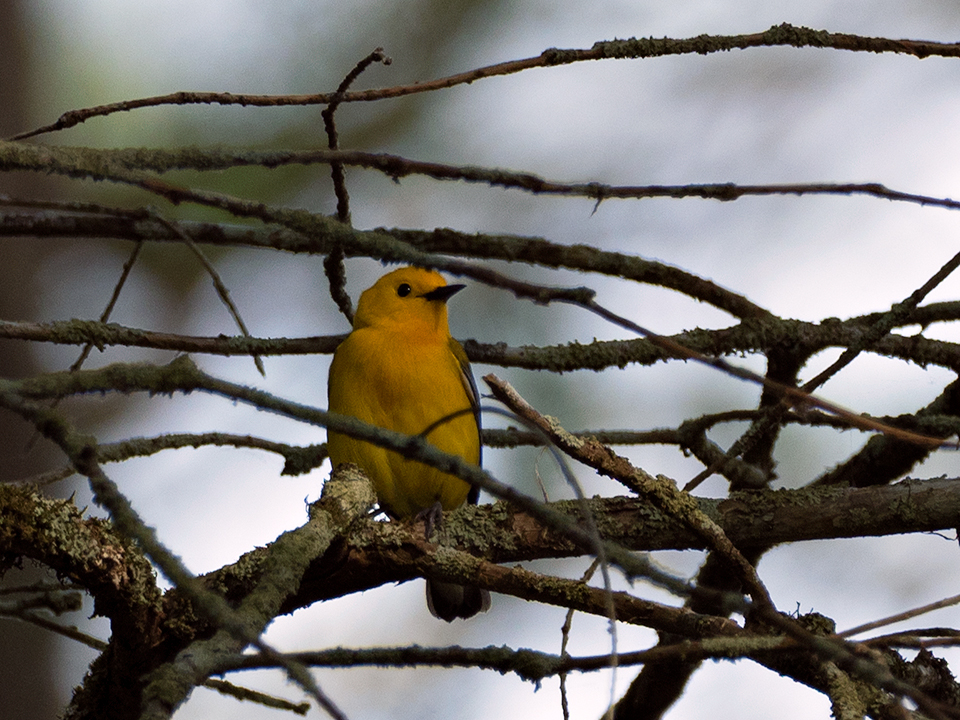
(3, 0, 960, 718)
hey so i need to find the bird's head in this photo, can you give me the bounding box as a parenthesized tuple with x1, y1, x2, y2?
(352, 266, 465, 334)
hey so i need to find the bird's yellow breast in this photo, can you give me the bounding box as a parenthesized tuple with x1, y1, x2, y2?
(327, 324, 479, 518)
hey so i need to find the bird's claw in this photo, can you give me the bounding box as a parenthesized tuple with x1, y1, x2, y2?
(416, 501, 444, 540)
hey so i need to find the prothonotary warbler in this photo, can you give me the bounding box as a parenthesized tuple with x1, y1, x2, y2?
(327, 266, 491, 621)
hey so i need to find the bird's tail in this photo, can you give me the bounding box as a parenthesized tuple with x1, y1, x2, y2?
(426, 580, 491, 622)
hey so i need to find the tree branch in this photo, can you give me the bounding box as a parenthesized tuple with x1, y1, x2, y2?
(9, 24, 960, 141)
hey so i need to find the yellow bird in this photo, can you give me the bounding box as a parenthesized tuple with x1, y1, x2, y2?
(327, 266, 490, 621)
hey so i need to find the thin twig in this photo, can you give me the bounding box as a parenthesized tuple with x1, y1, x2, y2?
(62, 143, 960, 215)
(149, 212, 265, 376)
(71, 241, 143, 372)
(25, 239, 144, 450)
(14, 432, 326, 486)
(805, 246, 960, 394)
(323, 245, 353, 322)
(863, 630, 960, 649)
(13, 609, 106, 649)
(559, 562, 599, 720)
(0, 317, 345, 356)
(839, 592, 960, 639)
(220, 635, 793, 679)
(202, 678, 310, 716)
(320, 49, 391, 323)
(9, 24, 960, 141)
(322, 47, 391, 225)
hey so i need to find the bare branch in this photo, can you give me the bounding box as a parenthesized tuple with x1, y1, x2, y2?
(9, 23, 960, 141)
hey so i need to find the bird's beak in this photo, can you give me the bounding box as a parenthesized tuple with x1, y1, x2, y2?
(421, 284, 465, 302)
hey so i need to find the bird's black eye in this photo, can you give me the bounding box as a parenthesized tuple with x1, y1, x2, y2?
(397, 283, 412, 298)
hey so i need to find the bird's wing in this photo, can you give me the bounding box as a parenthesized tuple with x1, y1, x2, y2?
(450, 337, 483, 503)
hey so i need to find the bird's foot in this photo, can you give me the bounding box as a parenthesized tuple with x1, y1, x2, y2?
(416, 501, 444, 540)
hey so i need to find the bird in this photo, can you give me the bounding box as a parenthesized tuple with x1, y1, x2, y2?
(326, 266, 491, 621)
